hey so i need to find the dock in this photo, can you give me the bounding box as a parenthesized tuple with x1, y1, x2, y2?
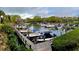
(13, 26, 52, 51)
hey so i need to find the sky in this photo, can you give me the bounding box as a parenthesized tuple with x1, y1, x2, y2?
(0, 7, 79, 19)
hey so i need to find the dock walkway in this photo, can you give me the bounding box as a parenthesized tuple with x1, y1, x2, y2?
(14, 26, 52, 51)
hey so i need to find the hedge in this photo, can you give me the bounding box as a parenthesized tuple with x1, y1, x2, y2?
(52, 28, 79, 51)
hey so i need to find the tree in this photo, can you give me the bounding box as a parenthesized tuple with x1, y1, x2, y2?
(33, 16, 42, 22)
(0, 10, 5, 16)
(10, 15, 21, 24)
(26, 18, 33, 23)
(3, 15, 11, 23)
(47, 16, 62, 23)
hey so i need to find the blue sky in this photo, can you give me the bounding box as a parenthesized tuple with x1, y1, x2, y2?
(0, 7, 79, 19)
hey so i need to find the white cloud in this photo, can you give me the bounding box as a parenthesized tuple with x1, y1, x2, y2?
(1, 7, 79, 17)
(19, 14, 34, 19)
(6, 13, 34, 19)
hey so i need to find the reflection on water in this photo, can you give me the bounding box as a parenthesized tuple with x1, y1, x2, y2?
(29, 25, 65, 37)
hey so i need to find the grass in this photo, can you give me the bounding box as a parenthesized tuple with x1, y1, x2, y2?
(52, 28, 79, 51)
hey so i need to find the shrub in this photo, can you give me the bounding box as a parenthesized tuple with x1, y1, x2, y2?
(1, 24, 31, 51)
(52, 29, 79, 51)
(1, 24, 14, 34)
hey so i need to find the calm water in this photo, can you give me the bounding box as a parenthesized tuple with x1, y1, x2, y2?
(29, 25, 65, 37)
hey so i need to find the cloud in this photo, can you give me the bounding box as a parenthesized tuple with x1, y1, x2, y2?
(6, 12, 33, 19)
(20, 14, 33, 19)
(0, 7, 49, 18)
(1, 7, 79, 18)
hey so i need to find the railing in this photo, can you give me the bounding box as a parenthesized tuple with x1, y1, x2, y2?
(14, 27, 36, 50)
(13, 26, 52, 51)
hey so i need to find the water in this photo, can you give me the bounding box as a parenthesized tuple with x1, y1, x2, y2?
(50, 30, 65, 36)
(29, 25, 65, 37)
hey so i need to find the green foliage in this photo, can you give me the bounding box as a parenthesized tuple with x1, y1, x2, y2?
(52, 29, 79, 51)
(26, 16, 42, 23)
(1, 24, 31, 51)
(26, 16, 79, 24)
(0, 10, 5, 16)
(3, 15, 10, 23)
(3, 15, 21, 24)
(33, 16, 42, 22)
(47, 16, 62, 23)
(0, 10, 21, 24)
(0, 24, 3, 30)
(10, 15, 21, 23)
(26, 16, 63, 23)
(2, 24, 14, 34)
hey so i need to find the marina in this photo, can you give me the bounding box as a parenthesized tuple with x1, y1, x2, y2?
(14, 23, 74, 51)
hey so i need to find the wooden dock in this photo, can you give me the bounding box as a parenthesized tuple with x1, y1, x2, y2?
(14, 26, 52, 51)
